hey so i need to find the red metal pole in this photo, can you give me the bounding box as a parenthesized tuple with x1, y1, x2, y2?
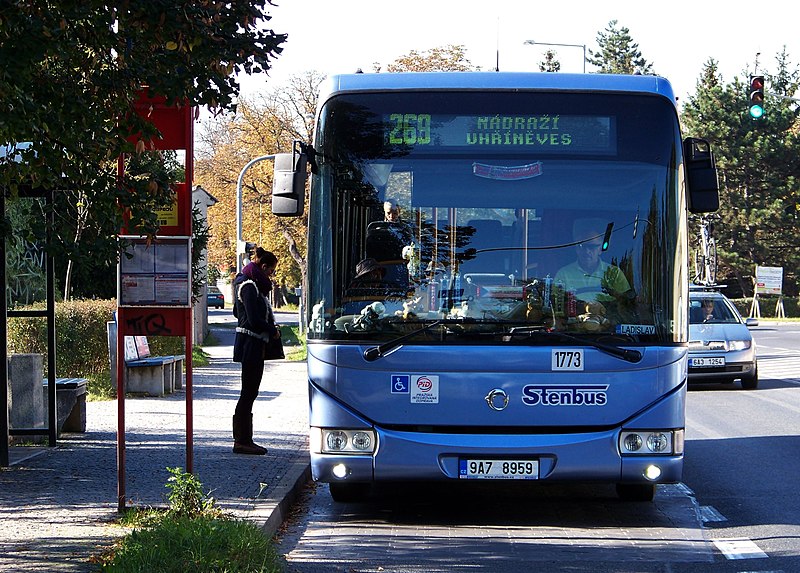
(185, 309, 193, 473)
(116, 310, 126, 513)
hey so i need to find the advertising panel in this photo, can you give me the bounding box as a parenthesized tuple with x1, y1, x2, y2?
(755, 266, 783, 295)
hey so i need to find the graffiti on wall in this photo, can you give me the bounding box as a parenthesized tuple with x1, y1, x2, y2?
(6, 239, 47, 307)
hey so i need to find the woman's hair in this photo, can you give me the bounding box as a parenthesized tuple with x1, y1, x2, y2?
(253, 247, 278, 268)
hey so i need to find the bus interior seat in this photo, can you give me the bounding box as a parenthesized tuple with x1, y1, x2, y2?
(365, 221, 410, 290)
(366, 221, 408, 261)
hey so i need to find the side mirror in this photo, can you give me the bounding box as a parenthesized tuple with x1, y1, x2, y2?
(272, 141, 307, 217)
(745, 317, 759, 328)
(684, 137, 719, 214)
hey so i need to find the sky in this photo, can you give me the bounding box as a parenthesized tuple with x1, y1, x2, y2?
(237, 0, 799, 108)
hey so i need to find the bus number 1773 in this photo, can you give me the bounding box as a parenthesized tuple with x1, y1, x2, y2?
(552, 350, 584, 370)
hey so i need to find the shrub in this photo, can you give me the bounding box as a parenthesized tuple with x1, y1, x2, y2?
(7, 299, 117, 376)
(730, 296, 798, 318)
(7, 299, 196, 399)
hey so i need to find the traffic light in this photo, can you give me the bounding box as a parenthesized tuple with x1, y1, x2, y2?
(748, 75, 765, 119)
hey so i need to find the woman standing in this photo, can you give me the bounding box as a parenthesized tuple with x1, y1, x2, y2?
(231, 247, 280, 455)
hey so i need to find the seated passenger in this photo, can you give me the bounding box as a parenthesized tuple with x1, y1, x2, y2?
(554, 218, 632, 304)
(344, 258, 390, 298)
(342, 258, 408, 316)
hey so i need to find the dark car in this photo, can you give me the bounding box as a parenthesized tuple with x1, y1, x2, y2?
(688, 288, 758, 389)
(207, 287, 224, 309)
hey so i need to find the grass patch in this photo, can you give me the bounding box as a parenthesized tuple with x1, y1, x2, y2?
(86, 369, 115, 401)
(193, 345, 211, 367)
(86, 346, 210, 401)
(94, 468, 283, 573)
(202, 331, 222, 348)
(280, 325, 306, 362)
(99, 516, 283, 572)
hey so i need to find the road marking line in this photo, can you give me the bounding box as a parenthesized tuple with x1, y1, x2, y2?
(699, 505, 727, 522)
(713, 538, 768, 559)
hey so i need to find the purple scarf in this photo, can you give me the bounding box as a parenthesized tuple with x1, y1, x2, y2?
(241, 262, 272, 296)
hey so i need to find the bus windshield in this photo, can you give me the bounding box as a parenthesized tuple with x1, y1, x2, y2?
(307, 90, 686, 345)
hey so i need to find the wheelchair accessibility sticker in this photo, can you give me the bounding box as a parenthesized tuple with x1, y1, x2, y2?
(391, 374, 410, 394)
(391, 374, 439, 404)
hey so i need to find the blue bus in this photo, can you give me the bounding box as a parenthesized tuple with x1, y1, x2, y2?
(272, 72, 719, 502)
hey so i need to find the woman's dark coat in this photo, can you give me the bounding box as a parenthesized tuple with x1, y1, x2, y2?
(232, 272, 278, 364)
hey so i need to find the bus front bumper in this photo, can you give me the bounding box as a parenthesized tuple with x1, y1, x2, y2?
(311, 426, 684, 485)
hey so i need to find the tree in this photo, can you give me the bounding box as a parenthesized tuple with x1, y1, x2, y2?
(386, 45, 476, 72)
(1, 2, 286, 300)
(587, 20, 654, 75)
(681, 52, 800, 296)
(196, 71, 324, 304)
(539, 50, 562, 73)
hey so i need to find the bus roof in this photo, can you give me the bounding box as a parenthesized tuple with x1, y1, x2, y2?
(320, 72, 676, 103)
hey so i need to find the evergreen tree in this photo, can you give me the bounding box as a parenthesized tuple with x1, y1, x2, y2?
(539, 50, 562, 73)
(587, 20, 654, 75)
(681, 52, 800, 296)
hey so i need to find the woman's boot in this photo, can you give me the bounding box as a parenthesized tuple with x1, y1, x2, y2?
(232, 414, 267, 455)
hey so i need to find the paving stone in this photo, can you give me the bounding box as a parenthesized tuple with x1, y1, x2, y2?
(0, 325, 309, 572)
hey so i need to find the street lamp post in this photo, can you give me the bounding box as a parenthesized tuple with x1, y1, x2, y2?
(236, 154, 275, 272)
(523, 40, 586, 73)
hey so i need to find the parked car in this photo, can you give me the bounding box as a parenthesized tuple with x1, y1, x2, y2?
(207, 287, 224, 309)
(688, 288, 758, 389)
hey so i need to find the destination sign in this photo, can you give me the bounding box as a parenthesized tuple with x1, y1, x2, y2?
(385, 113, 615, 154)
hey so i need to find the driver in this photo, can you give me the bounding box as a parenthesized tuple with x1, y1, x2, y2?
(554, 218, 632, 304)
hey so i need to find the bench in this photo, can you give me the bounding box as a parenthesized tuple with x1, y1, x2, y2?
(106, 322, 185, 397)
(124, 336, 184, 397)
(42, 377, 88, 435)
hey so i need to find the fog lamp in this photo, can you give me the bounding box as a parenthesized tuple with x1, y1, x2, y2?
(644, 464, 662, 481)
(332, 463, 348, 479)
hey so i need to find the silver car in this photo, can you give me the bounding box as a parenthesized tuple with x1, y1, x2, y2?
(688, 289, 759, 389)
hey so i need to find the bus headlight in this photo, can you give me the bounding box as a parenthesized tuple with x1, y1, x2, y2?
(622, 433, 643, 452)
(311, 428, 377, 454)
(619, 429, 683, 455)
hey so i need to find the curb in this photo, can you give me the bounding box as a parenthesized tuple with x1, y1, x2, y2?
(260, 460, 312, 538)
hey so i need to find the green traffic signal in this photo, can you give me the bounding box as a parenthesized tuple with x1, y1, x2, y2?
(748, 75, 765, 119)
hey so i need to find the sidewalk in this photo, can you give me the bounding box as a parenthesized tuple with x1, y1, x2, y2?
(0, 320, 310, 572)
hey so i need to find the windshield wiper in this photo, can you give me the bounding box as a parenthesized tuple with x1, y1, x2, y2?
(363, 320, 444, 362)
(508, 327, 643, 363)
